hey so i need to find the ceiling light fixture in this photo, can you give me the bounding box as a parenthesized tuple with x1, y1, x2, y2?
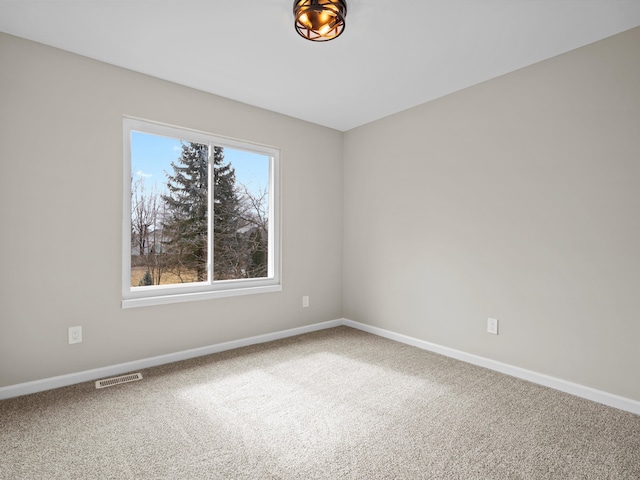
(293, 0, 347, 42)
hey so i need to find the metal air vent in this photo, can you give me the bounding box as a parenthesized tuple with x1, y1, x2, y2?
(95, 373, 143, 389)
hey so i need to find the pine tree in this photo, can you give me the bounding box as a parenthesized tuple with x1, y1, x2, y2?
(213, 147, 241, 280)
(138, 270, 153, 286)
(162, 142, 209, 282)
(162, 143, 241, 282)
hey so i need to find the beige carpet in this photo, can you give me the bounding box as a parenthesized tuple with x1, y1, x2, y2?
(1, 326, 639, 479)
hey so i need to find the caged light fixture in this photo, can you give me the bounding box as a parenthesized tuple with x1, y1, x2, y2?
(293, 0, 347, 42)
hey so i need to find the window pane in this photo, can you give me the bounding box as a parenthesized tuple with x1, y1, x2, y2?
(214, 148, 270, 280)
(131, 132, 209, 287)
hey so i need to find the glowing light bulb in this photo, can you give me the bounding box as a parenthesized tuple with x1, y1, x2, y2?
(319, 11, 331, 25)
(299, 13, 311, 28)
(318, 23, 331, 36)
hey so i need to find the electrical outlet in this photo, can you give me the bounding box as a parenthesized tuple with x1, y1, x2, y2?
(487, 318, 499, 335)
(302, 296, 309, 308)
(68, 326, 82, 344)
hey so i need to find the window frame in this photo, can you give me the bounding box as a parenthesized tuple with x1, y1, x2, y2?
(122, 117, 281, 308)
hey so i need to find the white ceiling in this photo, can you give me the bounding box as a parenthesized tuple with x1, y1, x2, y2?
(2, 1, 640, 131)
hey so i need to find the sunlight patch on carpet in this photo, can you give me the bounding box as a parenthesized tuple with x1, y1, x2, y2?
(177, 351, 448, 470)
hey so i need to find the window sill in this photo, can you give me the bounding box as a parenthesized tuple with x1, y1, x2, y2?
(122, 284, 282, 309)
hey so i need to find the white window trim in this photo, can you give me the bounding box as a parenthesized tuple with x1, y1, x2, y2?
(122, 117, 281, 309)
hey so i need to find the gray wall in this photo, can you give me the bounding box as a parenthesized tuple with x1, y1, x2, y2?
(344, 27, 640, 401)
(0, 33, 343, 388)
(2, 27, 639, 403)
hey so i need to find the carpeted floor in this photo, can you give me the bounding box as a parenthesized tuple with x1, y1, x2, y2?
(1, 326, 639, 479)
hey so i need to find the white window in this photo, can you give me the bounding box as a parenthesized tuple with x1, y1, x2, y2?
(122, 117, 280, 308)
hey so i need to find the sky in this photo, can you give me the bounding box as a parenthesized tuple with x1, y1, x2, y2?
(131, 131, 270, 197)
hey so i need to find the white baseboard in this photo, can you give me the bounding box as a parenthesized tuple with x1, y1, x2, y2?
(343, 318, 640, 416)
(0, 319, 343, 400)
(3, 317, 639, 416)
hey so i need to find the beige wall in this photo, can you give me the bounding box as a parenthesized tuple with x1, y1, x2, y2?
(0, 33, 343, 387)
(344, 27, 640, 401)
(2, 27, 639, 403)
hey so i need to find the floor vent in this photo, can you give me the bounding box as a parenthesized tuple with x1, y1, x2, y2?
(95, 373, 143, 389)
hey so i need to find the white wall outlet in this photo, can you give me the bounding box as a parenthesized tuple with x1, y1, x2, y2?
(302, 296, 309, 308)
(487, 318, 499, 335)
(68, 326, 82, 344)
